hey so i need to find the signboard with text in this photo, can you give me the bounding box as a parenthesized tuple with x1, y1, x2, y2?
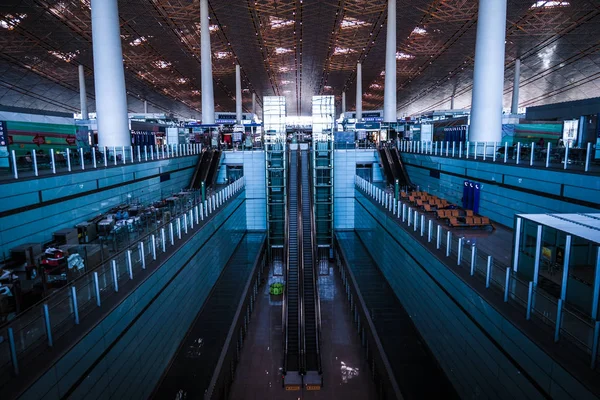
(355, 122, 381, 130)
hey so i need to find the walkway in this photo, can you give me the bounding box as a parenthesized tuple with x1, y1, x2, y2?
(336, 231, 458, 400)
(152, 233, 266, 398)
(228, 261, 377, 399)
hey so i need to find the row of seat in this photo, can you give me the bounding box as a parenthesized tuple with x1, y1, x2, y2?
(401, 190, 493, 230)
(402, 191, 449, 212)
(448, 216, 491, 228)
(436, 209, 474, 219)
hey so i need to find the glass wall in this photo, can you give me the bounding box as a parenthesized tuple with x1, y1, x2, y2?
(263, 96, 286, 134)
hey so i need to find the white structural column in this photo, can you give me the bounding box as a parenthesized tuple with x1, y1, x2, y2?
(469, 0, 507, 143)
(252, 92, 256, 116)
(91, 0, 130, 147)
(341, 91, 346, 114)
(450, 95, 455, 110)
(383, 0, 397, 123)
(236, 64, 243, 124)
(511, 58, 521, 114)
(144, 100, 148, 114)
(201, 0, 215, 124)
(356, 63, 363, 121)
(78, 65, 88, 120)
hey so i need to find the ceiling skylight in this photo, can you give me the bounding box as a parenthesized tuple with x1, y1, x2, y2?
(396, 51, 415, 60)
(48, 50, 79, 63)
(214, 51, 232, 59)
(0, 14, 27, 30)
(275, 47, 292, 55)
(129, 36, 148, 47)
(270, 16, 294, 30)
(341, 17, 366, 29)
(333, 47, 355, 55)
(530, 1, 570, 8)
(153, 60, 171, 69)
(411, 26, 427, 35)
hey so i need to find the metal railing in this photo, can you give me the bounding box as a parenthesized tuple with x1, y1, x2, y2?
(2, 143, 203, 181)
(0, 178, 246, 389)
(203, 238, 267, 400)
(355, 175, 600, 369)
(334, 240, 404, 400)
(398, 140, 598, 174)
(308, 158, 323, 376)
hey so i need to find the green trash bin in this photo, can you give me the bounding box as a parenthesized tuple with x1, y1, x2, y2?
(269, 282, 284, 295)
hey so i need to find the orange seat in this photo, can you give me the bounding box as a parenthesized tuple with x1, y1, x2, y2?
(448, 217, 459, 227)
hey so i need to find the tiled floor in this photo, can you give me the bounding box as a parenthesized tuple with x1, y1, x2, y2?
(228, 263, 377, 399)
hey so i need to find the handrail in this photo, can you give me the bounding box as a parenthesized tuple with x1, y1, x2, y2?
(282, 149, 290, 374)
(398, 140, 598, 174)
(204, 237, 267, 400)
(1, 189, 205, 330)
(354, 174, 600, 375)
(297, 149, 306, 374)
(335, 237, 404, 399)
(308, 148, 323, 375)
(0, 178, 246, 392)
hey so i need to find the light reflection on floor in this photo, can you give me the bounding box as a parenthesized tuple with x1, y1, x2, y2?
(340, 361, 360, 383)
(184, 337, 204, 358)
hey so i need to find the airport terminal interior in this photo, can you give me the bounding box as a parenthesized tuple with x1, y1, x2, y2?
(1, 0, 600, 399)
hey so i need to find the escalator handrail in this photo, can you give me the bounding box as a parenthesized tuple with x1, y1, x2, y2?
(189, 150, 205, 190)
(392, 147, 412, 187)
(307, 148, 323, 375)
(297, 150, 306, 374)
(282, 148, 290, 374)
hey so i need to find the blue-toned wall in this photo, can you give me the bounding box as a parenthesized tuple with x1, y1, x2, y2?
(333, 149, 381, 230)
(219, 151, 266, 230)
(19, 196, 247, 400)
(354, 191, 596, 400)
(400, 153, 600, 227)
(0, 156, 199, 257)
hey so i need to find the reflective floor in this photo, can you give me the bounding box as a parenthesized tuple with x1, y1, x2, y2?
(228, 262, 377, 399)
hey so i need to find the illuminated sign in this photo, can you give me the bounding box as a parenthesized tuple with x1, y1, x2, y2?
(356, 122, 381, 130)
(562, 120, 579, 144)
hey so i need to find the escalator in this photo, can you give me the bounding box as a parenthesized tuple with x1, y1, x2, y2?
(389, 147, 412, 188)
(205, 150, 222, 188)
(299, 150, 322, 388)
(378, 148, 397, 186)
(189, 151, 210, 190)
(284, 150, 301, 388)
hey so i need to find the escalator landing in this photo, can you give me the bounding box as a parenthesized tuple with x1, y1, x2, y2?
(228, 262, 377, 399)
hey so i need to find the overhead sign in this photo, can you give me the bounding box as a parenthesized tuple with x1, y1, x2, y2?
(355, 122, 381, 130)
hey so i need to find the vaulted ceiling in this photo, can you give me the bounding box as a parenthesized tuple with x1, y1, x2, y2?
(0, 0, 598, 118)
